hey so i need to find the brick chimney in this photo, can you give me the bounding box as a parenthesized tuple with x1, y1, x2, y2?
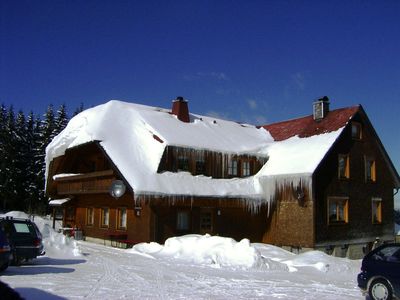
(313, 96, 330, 121)
(171, 96, 190, 123)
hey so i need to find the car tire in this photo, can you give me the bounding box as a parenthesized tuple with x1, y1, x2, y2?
(368, 279, 393, 300)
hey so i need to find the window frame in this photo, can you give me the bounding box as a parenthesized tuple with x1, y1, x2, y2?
(195, 151, 206, 175)
(176, 210, 190, 231)
(328, 197, 349, 225)
(242, 160, 251, 177)
(351, 122, 362, 140)
(86, 207, 94, 226)
(100, 207, 110, 228)
(372, 198, 382, 224)
(338, 154, 350, 179)
(117, 207, 127, 230)
(365, 156, 376, 182)
(227, 159, 238, 177)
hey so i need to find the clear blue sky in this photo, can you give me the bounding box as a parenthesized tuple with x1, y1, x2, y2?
(1, 0, 399, 201)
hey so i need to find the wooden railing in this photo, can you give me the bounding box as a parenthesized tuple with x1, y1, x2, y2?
(55, 170, 115, 195)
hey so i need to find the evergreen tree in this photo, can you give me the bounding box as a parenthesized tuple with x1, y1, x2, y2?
(25, 112, 42, 214)
(1, 106, 17, 210)
(35, 105, 56, 213)
(0, 104, 8, 211)
(0, 102, 75, 214)
(54, 104, 69, 136)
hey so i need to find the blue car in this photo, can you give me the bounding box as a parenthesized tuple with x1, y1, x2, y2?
(0, 226, 12, 271)
(0, 217, 45, 265)
(357, 243, 400, 300)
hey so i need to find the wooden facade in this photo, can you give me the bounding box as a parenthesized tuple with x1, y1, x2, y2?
(46, 103, 400, 258)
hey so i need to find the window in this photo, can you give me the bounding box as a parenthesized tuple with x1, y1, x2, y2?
(101, 207, 109, 227)
(372, 198, 382, 224)
(117, 207, 127, 229)
(228, 159, 238, 176)
(351, 122, 362, 140)
(177, 153, 189, 171)
(177, 211, 190, 231)
(86, 207, 94, 226)
(328, 197, 349, 224)
(365, 157, 376, 182)
(338, 154, 350, 179)
(195, 151, 205, 175)
(242, 161, 251, 177)
(200, 212, 212, 232)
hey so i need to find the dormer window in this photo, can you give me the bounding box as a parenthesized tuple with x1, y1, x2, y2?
(242, 161, 251, 177)
(351, 122, 362, 140)
(228, 159, 238, 176)
(195, 151, 205, 175)
(178, 154, 189, 171)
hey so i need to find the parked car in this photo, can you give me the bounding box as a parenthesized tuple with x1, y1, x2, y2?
(0, 217, 45, 265)
(357, 243, 400, 300)
(0, 227, 12, 271)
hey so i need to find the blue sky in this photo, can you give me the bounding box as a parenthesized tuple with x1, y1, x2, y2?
(1, 0, 399, 202)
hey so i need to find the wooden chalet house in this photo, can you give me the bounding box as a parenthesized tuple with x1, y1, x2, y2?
(45, 97, 400, 258)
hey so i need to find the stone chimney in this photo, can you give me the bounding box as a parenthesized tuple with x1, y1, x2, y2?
(171, 96, 190, 123)
(313, 96, 330, 121)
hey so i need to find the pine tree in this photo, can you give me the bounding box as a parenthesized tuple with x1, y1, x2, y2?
(25, 112, 42, 214)
(0, 104, 8, 211)
(54, 104, 69, 136)
(1, 106, 17, 210)
(35, 105, 56, 213)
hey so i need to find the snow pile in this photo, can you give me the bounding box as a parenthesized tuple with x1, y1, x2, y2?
(131, 234, 264, 269)
(1, 211, 81, 258)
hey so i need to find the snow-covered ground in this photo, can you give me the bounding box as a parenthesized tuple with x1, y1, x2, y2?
(1, 212, 364, 299)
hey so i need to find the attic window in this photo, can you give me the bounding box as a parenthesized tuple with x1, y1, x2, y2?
(338, 154, 350, 179)
(351, 122, 362, 140)
(365, 157, 376, 182)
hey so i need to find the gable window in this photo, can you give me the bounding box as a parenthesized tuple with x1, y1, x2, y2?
(86, 207, 94, 226)
(195, 151, 206, 175)
(328, 197, 349, 224)
(177, 211, 190, 231)
(117, 207, 127, 229)
(351, 122, 362, 140)
(365, 157, 376, 182)
(338, 154, 350, 179)
(372, 198, 382, 224)
(242, 161, 251, 177)
(101, 207, 109, 228)
(228, 159, 238, 176)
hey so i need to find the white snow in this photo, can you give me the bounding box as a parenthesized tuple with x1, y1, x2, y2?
(1, 212, 363, 299)
(45, 100, 344, 207)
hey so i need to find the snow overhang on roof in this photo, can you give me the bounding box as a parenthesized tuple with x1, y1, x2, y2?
(45, 99, 344, 207)
(49, 198, 71, 206)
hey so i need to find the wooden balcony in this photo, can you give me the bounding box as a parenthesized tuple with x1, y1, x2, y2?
(54, 170, 115, 195)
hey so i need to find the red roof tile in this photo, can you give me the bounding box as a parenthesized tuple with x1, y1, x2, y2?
(261, 106, 360, 141)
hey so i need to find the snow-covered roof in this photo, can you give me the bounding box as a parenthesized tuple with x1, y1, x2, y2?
(45, 100, 345, 205)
